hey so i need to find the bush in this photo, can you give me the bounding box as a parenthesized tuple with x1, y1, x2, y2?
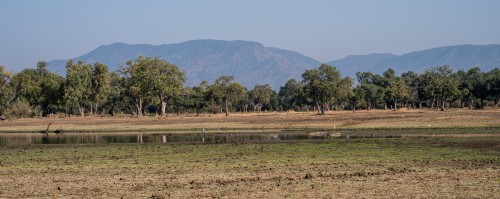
(8, 99, 33, 118)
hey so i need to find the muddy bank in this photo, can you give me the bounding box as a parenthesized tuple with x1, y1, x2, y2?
(1, 109, 499, 132)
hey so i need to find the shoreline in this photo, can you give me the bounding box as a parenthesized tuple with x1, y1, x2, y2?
(1, 109, 499, 133)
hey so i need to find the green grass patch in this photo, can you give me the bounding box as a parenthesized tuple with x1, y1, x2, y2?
(0, 137, 498, 173)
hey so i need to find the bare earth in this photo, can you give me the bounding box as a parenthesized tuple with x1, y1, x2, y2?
(0, 109, 499, 198)
(1, 109, 499, 132)
(0, 139, 498, 198)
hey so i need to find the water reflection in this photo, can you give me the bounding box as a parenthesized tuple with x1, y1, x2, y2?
(0, 129, 498, 146)
(0, 132, 356, 146)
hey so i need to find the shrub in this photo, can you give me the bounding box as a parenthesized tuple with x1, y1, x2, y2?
(8, 99, 33, 118)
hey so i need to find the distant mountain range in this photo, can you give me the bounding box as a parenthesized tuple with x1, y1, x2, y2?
(47, 40, 320, 89)
(329, 44, 500, 78)
(47, 40, 500, 88)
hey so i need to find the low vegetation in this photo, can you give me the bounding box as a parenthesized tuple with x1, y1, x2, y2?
(0, 137, 498, 198)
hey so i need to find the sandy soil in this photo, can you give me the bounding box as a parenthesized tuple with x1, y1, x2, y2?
(1, 163, 498, 198)
(1, 108, 499, 132)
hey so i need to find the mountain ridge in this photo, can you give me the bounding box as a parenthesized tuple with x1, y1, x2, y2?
(328, 44, 500, 78)
(47, 40, 321, 89)
(47, 40, 500, 88)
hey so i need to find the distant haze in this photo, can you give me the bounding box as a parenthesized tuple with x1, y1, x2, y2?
(1, 0, 500, 71)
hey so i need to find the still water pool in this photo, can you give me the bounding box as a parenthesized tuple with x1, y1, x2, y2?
(0, 131, 398, 146)
(1, 128, 498, 146)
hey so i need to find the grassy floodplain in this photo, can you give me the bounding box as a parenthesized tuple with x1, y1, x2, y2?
(0, 138, 499, 198)
(0, 109, 499, 198)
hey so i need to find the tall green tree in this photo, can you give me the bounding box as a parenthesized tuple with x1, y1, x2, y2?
(249, 84, 275, 112)
(401, 71, 420, 108)
(207, 76, 247, 116)
(190, 81, 209, 116)
(350, 85, 366, 111)
(10, 61, 64, 116)
(425, 66, 460, 111)
(464, 67, 487, 108)
(356, 72, 385, 110)
(416, 72, 437, 108)
(302, 64, 353, 115)
(104, 72, 126, 116)
(122, 59, 147, 117)
(153, 58, 185, 116)
(335, 76, 354, 110)
(38, 62, 64, 116)
(278, 78, 303, 111)
(89, 62, 111, 115)
(455, 70, 474, 108)
(485, 68, 500, 106)
(0, 66, 13, 116)
(10, 69, 41, 111)
(385, 77, 409, 110)
(122, 56, 185, 116)
(64, 60, 92, 117)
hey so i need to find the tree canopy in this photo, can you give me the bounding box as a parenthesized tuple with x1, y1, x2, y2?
(302, 64, 353, 115)
(0, 58, 498, 118)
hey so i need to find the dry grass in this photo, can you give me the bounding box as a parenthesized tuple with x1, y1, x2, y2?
(0, 137, 498, 198)
(1, 108, 499, 132)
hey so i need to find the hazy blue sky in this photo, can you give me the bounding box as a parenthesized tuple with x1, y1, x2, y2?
(1, 0, 500, 71)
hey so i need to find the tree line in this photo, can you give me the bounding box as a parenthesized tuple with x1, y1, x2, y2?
(0, 56, 498, 118)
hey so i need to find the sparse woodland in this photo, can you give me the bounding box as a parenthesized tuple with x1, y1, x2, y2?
(0, 56, 499, 118)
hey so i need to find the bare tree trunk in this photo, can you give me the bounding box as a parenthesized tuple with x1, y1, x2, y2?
(177, 105, 180, 115)
(224, 99, 229, 116)
(78, 104, 85, 117)
(136, 98, 143, 117)
(440, 98, 445, 111)
(94, 104, 98, 116)
(394, 100, 397, 111)
(320, 103, 325, 115)
(160, 95, 167, 117)
(89, 104, 93, 116)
